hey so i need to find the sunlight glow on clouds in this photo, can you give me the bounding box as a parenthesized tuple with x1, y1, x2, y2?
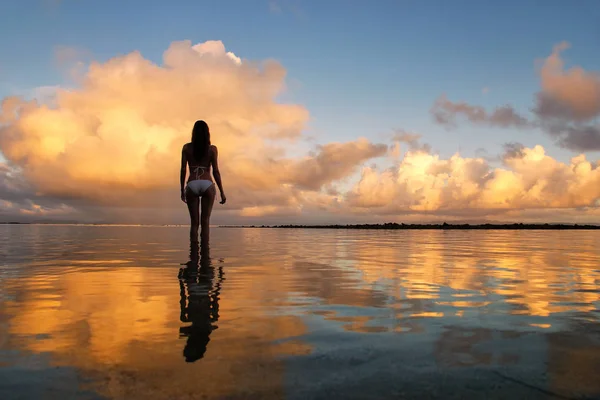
(348, 144, 600, 214)
(1, 40, 600, 223)
(0, 40, 385, 221)
(535, 41, 600, 122)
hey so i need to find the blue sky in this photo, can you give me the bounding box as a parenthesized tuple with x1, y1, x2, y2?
(2, 0, 599, 166)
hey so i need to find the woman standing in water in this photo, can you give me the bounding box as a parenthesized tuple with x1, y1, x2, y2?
(180, 120, 226, 247)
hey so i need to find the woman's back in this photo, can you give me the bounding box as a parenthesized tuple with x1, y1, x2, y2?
(185, 143, 213, 169)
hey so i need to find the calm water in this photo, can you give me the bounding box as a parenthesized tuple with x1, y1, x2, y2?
(1, 225, 600, 400)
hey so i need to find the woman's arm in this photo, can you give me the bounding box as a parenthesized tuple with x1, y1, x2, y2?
(180, 145, 187, 202)
(211, 145, 226, 204)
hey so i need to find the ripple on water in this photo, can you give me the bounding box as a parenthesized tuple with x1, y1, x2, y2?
(1, 225, 600, 399)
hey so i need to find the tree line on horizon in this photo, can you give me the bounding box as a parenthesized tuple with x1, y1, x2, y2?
(221, 222, 600, 230)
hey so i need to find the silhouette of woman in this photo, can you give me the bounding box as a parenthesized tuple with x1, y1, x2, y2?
(178, 250, 224, 363)
(180, 120, 226, 247)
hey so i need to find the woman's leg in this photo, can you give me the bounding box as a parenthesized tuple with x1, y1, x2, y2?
(186, 188, 200, 245)
(200, 184, 216, 249)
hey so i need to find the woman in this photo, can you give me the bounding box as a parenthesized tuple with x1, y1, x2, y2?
(180, 120, 226, 247)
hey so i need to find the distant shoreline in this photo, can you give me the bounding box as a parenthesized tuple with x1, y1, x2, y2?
(219, 222, 600, 230)
(2, 222, 599, 230)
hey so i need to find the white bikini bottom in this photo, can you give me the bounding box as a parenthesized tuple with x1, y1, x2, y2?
(186, 179, 214, 196)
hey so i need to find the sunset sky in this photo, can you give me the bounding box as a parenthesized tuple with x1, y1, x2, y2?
(1, 0, 600, 225)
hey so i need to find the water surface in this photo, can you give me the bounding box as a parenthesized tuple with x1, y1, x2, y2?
(1, 225, 600, 399)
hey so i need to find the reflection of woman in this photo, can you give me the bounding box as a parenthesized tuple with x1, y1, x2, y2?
(178, 255, 224, 363)
(180, 120, 226, 247)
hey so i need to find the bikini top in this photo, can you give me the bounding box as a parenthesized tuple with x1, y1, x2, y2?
(190, 164, 210, 177)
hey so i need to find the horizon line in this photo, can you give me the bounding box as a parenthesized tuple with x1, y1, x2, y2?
(3, 221, 600, 229)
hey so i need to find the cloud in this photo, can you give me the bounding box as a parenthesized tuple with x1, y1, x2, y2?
(285, 139, 388, 190)
(431, 42, 600, 152)
(0, 39, 305, 205)
(501, 142, 526, 161)
(0, 163, 31, 202)
(431, 94, 531, 129)
(532, 42, 600, 151)
(17, 201, 78, 217)
(542, 123, 600, 152)
(0, 162, 91, 222)
(391, 130, 432, 153)
(192, 41, 242, 65)
(472, 142, 527, 165)
(533, 41, 600, 122)
(3, 39, 600, 224)
(0, 40, 385, 222)
(347, 144, 600, 215)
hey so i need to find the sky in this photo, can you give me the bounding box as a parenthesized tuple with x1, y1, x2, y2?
(1, 0, 600, 225)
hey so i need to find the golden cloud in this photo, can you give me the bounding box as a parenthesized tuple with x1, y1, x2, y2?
(2, 39, 600, 223)
(0, 40, 386, 217)
(347, 145, 600, 213)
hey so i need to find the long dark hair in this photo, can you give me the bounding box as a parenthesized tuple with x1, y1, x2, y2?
(191, 120, 211, 161)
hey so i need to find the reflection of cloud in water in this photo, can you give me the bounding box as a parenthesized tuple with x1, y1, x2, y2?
(345, 230, 600, 320)
(7, 269, 171, 359)
(2, 226, 600, 399)
(273, 229, 600, 341)
(2, 247, 313, 399)
(291, 261, 389, 309)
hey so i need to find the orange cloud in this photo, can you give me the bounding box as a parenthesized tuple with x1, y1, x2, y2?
(0, 40, 307, 198)
(0, 40, 385, 218)
(348, 144, 600, 214)
(283, 139, 388, 190)
(534, 41, 600, 121)
(2, 40, 600, 224)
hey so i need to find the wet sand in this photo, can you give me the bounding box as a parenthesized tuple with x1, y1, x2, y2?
(1, 225, 599, 399)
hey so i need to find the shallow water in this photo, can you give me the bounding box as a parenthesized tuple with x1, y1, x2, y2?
(1, 225, 600, 399)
